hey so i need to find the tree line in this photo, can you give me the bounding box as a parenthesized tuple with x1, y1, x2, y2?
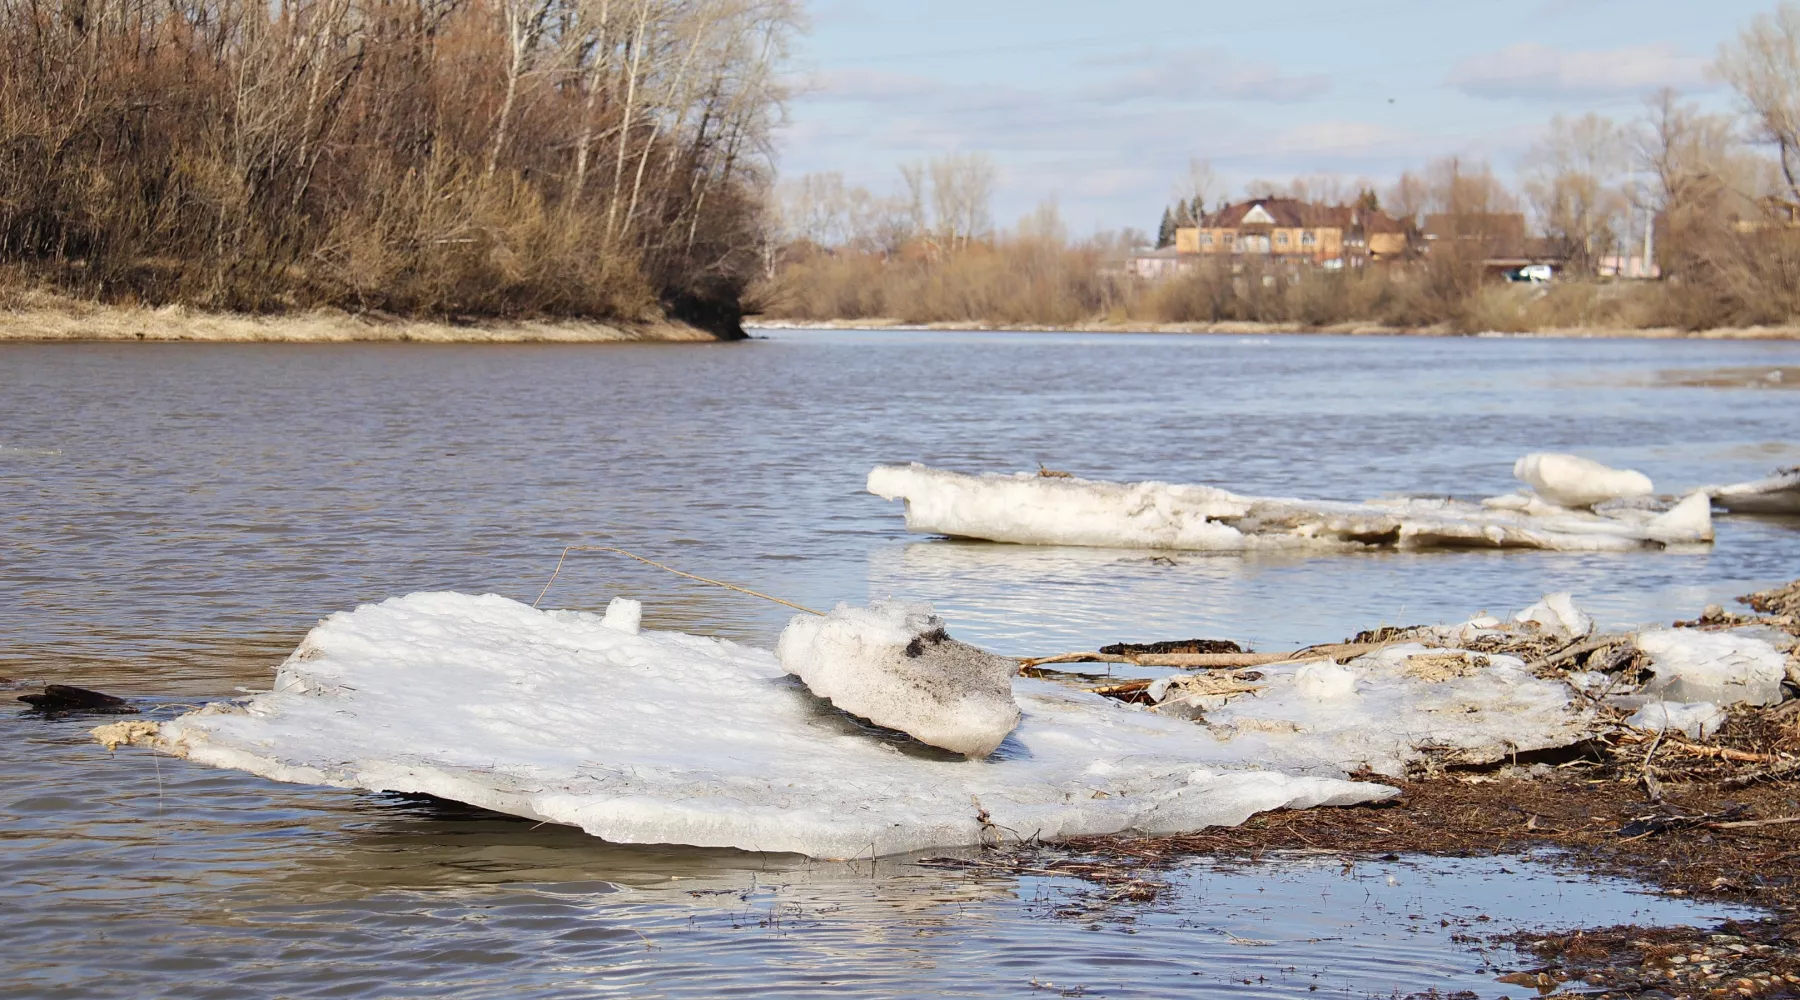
(764, 3, 1800, 332)
(0, 0, 798, 330)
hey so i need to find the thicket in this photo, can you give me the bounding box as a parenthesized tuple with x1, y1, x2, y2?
(0, 0, 795, 331)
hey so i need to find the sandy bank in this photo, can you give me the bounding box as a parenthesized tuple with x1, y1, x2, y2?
(0, 302, 730, 343)
(747, 317, 1800, 340)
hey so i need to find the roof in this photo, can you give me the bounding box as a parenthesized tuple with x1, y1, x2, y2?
(1202, 198, 1408, 234)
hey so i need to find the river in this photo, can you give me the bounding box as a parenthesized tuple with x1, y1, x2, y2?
(3, 330, 1796, 996)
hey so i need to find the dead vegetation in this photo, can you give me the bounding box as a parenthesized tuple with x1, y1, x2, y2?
(927, 578, 1800, 992)
(0, 0, 798, 333)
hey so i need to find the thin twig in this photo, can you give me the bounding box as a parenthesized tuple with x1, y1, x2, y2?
(1708, 815, 1800, 830)
(533, 545, 823, 616)
(1525, 633, 1630, 672)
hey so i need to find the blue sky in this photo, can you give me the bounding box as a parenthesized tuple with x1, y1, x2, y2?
(776, 0, 1773, 234)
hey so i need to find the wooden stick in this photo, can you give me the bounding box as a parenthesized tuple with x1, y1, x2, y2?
(533, 545, 824, 616)
(1709, 816, 1800, 830)
(1018, 642, 1390, 671)
(1525, 633, 1631, 671)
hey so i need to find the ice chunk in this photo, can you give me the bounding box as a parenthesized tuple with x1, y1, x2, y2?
(1644, 492, 1714, 544)
(1193, 645, 1599, 777)
(776, 601, 1021, 757)
(1636, 629, 1789, 707)
(600, 597, 641, 634)
(1626, 701, 1728, 740)
(140, 592, 1394, 858)
(1512, 592, 1594, 640)
(1708, 467, 1800, 515)
(867, 464, 1710, 553)
(1512, 453, 1654, 508)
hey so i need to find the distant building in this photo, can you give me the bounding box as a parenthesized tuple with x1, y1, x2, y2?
(1172, 197, 1411, 266)
(1127, 246, 1198, 280)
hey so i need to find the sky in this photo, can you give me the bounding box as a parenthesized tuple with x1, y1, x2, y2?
(774, 0, 1776, 235)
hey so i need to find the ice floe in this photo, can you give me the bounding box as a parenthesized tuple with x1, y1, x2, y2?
(1512, 592, 1595, 640)
(1174, 644, 1599, 776)
(1626, 701, 1729, 740)
(776, 600, 1021, 757)
(866, 463, 1712, 553)
(130, 592, 1391, 858)
(1708, 467, 1800, 515)
(1636, 629, 1790, 707)
(1512, 453, 1654, 508)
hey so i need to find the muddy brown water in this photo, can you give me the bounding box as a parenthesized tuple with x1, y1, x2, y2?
(4, 330, 1798, 997)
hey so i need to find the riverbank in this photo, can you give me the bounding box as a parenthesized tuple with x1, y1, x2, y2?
(747, 316, 1800, 340)
(0, 300, 733, 343)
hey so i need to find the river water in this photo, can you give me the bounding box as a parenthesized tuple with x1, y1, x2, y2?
(3, 330, 1797, 996)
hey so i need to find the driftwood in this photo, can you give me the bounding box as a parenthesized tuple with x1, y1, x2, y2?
(1018, 641, 1390, 672)
(17, 685, 137, 715)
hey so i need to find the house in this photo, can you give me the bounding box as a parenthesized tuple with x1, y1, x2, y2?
(1172, 198, 1411, 266)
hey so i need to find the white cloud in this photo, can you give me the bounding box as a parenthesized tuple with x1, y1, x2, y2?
(1447, 43, 1711, 100)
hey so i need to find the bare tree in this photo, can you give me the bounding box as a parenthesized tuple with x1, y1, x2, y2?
(1174, 158, 1219, 215)
(1716, 1, 1800, 201)
(929, 152, 996, 251)
(1524, 113, 1629, 273)
(1385, 171, 1429, 226)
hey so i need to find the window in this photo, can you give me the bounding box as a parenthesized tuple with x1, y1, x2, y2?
(1276, 231, 1290, 246)
(1199, 232, 1214, 246)
(1301, 231, 1317, 247)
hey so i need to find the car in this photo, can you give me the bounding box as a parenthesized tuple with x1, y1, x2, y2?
(1506, 264, 1555, 283)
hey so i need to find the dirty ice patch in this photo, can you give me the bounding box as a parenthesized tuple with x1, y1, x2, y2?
(144, 593, 1391, 858)
(866, 464, 1711, 553)
(777, 600, 1021, 757)
(1180, 645, 1598, 777)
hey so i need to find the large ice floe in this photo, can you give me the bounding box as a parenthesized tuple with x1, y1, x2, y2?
(867, 461, 1713, 553)
(126, 592, 1393, 858)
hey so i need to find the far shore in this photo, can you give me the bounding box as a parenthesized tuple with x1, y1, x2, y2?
(0, 302, 731, 344)
(746, 317, 1800, 340)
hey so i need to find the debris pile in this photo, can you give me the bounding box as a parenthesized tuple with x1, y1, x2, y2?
(1498, 922, 1800, 999)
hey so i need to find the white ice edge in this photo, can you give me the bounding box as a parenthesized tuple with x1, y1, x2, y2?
(1706, 468, 1800, 515)
(867, 464, 1713, 553)
(153, 593, 1398, 858)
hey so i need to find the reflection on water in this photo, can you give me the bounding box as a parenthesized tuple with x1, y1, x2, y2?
(3, 707, 1754, 999)
(3, 332, 1797, 995)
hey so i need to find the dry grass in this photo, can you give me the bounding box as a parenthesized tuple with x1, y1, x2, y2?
(759, 227, 1800, 335)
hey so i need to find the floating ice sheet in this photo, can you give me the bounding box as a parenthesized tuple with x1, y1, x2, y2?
(1708, 467, 1800, 515)
(132, 593, 1392, 858)
(866, 464, 1713, 553)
